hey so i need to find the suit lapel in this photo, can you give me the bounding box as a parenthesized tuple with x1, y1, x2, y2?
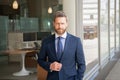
(49, 35, 58, 59)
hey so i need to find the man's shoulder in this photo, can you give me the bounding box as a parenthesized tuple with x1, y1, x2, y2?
(67, 33, 80, 39)
(42, 34, 55, 43)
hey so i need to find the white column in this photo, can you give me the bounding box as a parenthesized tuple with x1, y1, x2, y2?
(63, 0, 83, 40)
(75, 0, 83, 39)
(63, 0, 76, 35)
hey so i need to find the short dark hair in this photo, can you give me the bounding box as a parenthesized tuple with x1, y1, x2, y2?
(53, 11, 68, 22)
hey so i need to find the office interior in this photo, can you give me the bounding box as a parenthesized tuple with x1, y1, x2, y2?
(0, 0, 120, 80)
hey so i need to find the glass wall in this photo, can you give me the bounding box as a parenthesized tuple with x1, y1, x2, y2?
(83, 0, 98, 73)
(0, 16, 8, 50)
(116, 0, 119, 51)
(110, 0, 115, 57)
(83, 0, 120, 79)
(100, 0, 109, 62)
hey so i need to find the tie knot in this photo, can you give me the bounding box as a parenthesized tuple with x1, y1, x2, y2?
(58, 37, 62, 40)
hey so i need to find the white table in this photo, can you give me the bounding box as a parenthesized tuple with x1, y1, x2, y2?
(3, 49, 37, 76)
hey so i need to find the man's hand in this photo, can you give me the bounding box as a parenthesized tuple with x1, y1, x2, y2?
(50, 61, 62, 71)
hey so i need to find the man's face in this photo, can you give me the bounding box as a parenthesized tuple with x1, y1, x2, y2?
(53, 17, 68, 35)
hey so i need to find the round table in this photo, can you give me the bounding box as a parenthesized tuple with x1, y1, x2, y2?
(3, 49, 37, 76)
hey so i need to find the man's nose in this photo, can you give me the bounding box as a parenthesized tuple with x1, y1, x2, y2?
(58, 24, 62, 28)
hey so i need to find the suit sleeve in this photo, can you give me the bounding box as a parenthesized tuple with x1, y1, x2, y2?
(37, 39, 51, 72)
(76, 38, 86, 80)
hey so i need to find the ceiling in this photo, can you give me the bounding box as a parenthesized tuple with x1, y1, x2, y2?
(0, 0, 9, 5)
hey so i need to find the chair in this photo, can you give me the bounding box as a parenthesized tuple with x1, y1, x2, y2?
(33, 42, 47, 80)
(33, 42, 41, 60)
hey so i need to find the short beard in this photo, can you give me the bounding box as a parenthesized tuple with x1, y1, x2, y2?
(55, 29, 66, 35)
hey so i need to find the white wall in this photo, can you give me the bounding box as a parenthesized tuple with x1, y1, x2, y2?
(63, 0, 76, 35)
(63, 0, 83, 40)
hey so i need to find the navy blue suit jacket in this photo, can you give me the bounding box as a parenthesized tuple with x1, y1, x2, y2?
(38, 33, 86, 80)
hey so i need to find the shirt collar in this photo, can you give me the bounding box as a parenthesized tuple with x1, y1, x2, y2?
(55, 32, 67, 39)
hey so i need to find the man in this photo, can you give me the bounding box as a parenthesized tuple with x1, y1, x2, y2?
(37, 11, 86, 80)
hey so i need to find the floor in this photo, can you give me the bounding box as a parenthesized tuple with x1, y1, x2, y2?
(1, 55, 120, 80)
(0, 57, 37, 80)
(105, 59, 120, 80)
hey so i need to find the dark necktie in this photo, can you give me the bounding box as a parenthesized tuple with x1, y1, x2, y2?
(57, 37, 63, 59)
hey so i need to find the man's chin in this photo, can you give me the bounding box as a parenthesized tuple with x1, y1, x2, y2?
(57, 31, 64, 35)
(55, 29, 66, 35)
